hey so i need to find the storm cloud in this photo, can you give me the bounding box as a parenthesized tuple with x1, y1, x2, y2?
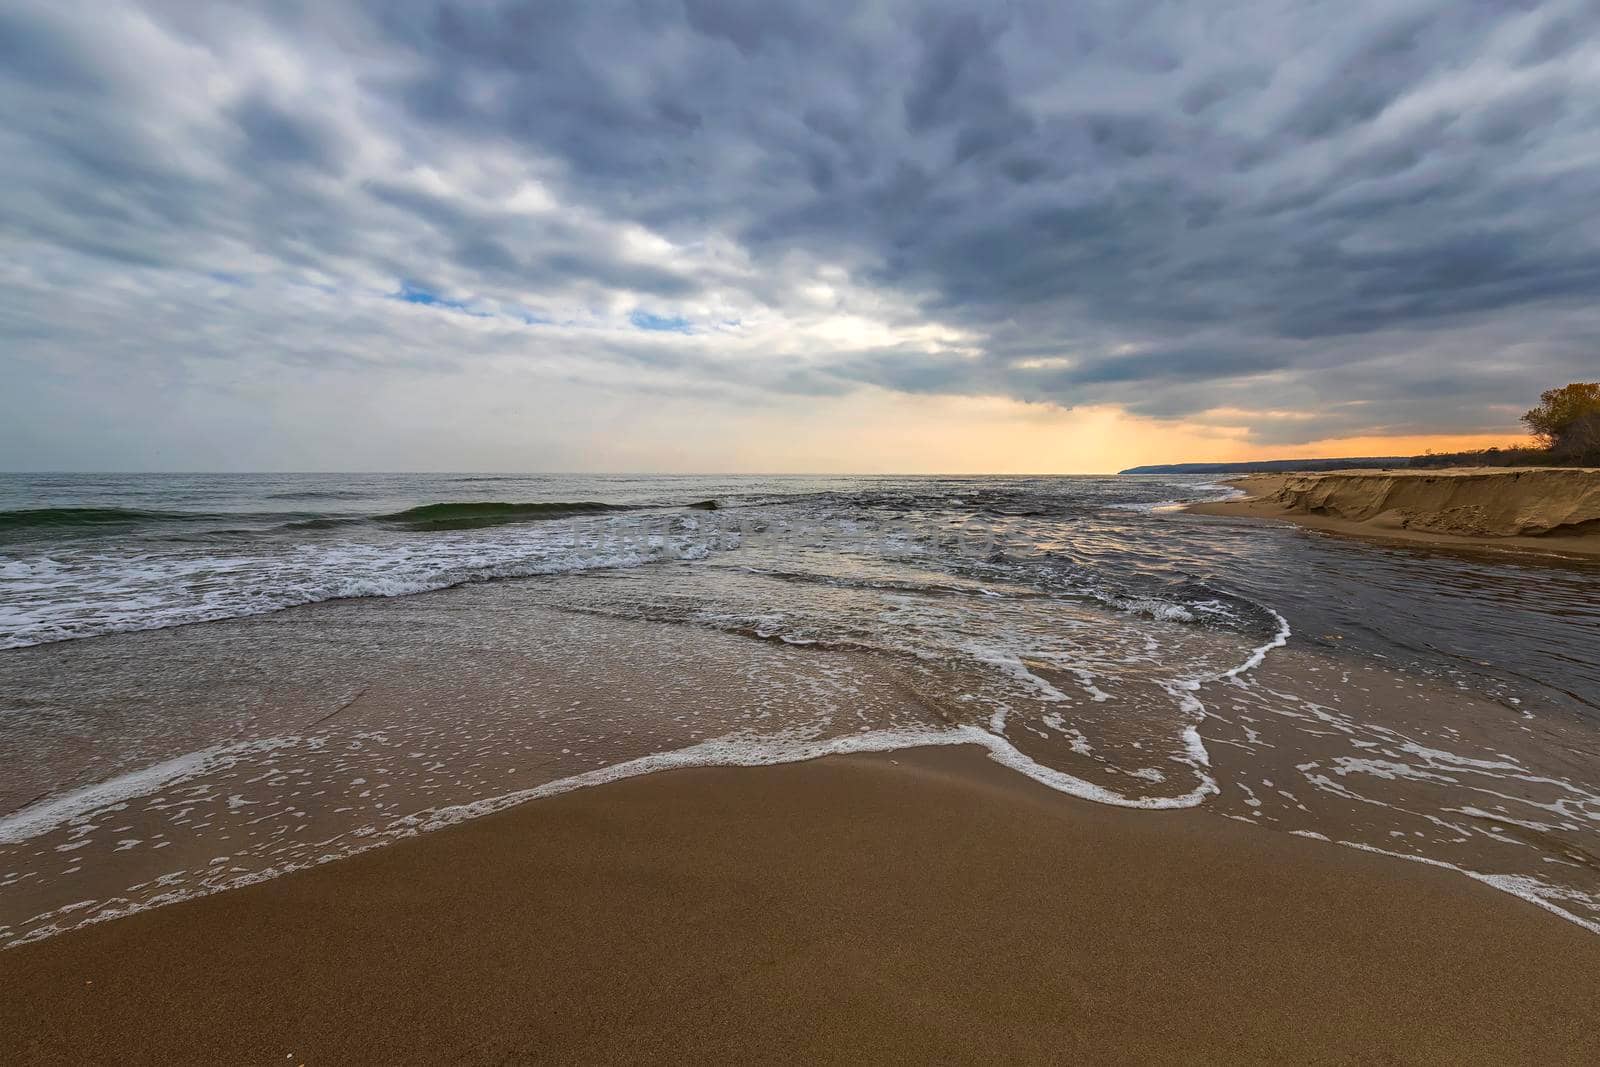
(3, 0, 1599, 467)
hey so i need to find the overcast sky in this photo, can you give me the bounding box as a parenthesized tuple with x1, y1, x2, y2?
(3, 0, 1598, 472)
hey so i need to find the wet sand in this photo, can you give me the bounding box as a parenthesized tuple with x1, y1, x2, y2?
(4, 745, 1598, 1065)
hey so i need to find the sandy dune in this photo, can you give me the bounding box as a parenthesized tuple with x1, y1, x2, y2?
(1191, 467, 1600, 556)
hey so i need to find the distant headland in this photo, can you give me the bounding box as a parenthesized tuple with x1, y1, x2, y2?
(1124, 382, 1600, 475)
(1120, 458, 1409, 475)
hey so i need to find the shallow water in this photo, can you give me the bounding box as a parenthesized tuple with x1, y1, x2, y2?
(2, 473, 1598, 944)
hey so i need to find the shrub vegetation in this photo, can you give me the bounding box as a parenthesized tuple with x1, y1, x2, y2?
(1409, 383, 1600, 468)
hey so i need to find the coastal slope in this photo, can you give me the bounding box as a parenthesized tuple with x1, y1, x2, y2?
(1190, 467, 1600, 556)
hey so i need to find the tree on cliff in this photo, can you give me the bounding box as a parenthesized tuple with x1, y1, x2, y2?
(1522, 383, 1600, 461)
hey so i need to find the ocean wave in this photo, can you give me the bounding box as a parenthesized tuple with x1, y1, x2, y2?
(280, 516, 366, 531)
(263, 489, 372, 501)
(0, 506, 379, 543)
(376, 500, 635, 531)
(0, 506, 212, 533)
(1085, 582, 1266, 632)
(0, 535, 715, 649)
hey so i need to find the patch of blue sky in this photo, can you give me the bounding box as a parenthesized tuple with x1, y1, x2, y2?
(392, 280, 490, 317)
(629, 309, 693, 333)
(510, 306, 550, 325)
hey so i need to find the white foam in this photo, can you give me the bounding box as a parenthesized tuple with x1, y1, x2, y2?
(1, 522, 725, 649)
(973, 729, 1214, 809)
(1289, 831, 1600, 936)
(1219, 608, 1292, 681)
(399, 728, 976, 832)
(0, 738, 301, 846)
(1115, 605, 1293, 816)
(401, 723, 1218, 837)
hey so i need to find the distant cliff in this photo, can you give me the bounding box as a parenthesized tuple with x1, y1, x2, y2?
(1119, 457, 1410, 475)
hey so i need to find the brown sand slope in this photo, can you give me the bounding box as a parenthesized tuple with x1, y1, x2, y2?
(4, 746, 1598, 1065)
(1190, 467, 1600, 556)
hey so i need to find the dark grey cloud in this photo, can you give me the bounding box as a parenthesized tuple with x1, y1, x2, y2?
(4, 0, 1600, 469)
(229, 95, 346, 175)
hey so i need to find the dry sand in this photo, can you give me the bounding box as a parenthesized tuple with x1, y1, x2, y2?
(4, 745, 1598, 1065)
(1189, 467, 1600, 557)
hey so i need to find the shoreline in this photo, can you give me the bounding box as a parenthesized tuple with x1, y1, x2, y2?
(1187, 467, 1600, 559)
(6, 582, 1600, 951)
(4, 745, 1598, 1063)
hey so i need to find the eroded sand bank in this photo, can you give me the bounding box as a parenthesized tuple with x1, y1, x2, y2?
(1189, 467, 1600, 557)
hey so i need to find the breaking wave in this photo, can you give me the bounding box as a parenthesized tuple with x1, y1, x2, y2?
(0, 506, 216, 534)
(376, 500, 637, 531)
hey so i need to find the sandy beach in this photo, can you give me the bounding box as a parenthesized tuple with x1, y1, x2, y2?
(1188, 467, 1600, 558)
(4, 744, 1598, 1064)
(5, 473, 1599, 1064)
(8, 0, 1600, 1060)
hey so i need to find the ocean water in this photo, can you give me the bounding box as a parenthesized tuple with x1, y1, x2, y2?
(2, 472, 1599, 944)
